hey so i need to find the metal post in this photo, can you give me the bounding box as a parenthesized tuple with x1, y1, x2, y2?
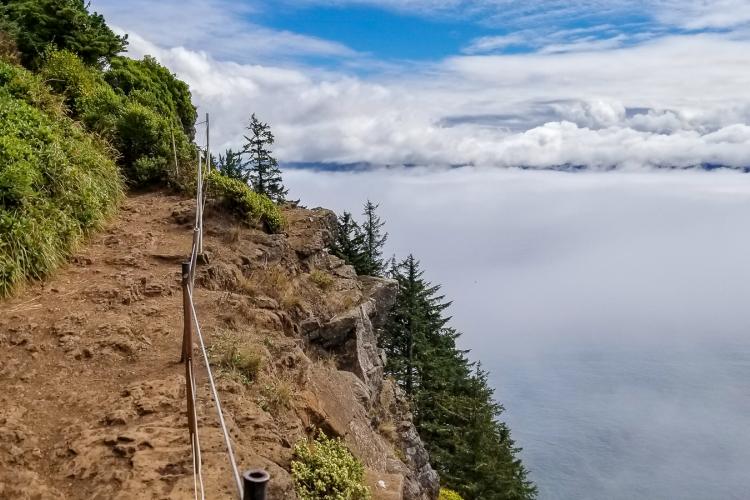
(180, 262, 192, 362)
(205, 113, 210, 175)
(197, 149, 203, 255)
(171, 126, 179, 176)
(242, 469, 270, 500)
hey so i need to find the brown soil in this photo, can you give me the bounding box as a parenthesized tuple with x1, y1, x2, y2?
(0, 191, 407, 499)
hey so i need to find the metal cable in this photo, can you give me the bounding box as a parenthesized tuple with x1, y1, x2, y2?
(188, 359, 206, 500)
(187, 287, 244, 499)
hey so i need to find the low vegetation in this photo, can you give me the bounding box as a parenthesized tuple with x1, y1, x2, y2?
(210, 330, 264, 384)
(291, 431, 371, 500)
(0, 0, 287, 294)
(0, 61, 122, 297)
(439, 489, 464, 500)
(309, 269, 334, 291)
(258, 377, 294, 414)
(207, 171, 284, 233)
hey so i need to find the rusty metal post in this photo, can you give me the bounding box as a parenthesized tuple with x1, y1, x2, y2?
(180, 261, 192, 362)
(242, 469, 270, 500)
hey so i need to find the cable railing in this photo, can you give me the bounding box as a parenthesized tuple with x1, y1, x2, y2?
(179, 114, 271, 500)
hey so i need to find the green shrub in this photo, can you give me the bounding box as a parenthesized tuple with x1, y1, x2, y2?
(39, 50, 104, 112)
(38, 50, 122, 137)
(439, 489, 464, 500)
(292, 431, 371, 500)
(105, 55, 197, 139)
(0, 59, 66, 116)
(0, 63, 122, 296)
(115, 101, 171, 184)
(37, 50, 196, 187)
(207, 171, 284, 233)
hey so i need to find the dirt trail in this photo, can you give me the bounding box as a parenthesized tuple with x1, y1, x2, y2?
(1, 190, 431, 500)
(0, 192, 252, 499)
(0, 194, 206, 498)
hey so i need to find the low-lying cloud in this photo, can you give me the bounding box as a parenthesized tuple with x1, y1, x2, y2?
(284, 167, 750, 499)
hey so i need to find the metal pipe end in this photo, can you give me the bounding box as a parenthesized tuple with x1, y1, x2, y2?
(243, 469, 270, 484)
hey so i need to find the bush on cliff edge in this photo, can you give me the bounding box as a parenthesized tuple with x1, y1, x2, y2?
(291, 431, 371, 500)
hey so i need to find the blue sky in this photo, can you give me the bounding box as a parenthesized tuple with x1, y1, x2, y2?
(258, 4, 486, 61)
(244, 1, 721, 64)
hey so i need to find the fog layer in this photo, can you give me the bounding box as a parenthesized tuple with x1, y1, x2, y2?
(285, 168, 750, 499)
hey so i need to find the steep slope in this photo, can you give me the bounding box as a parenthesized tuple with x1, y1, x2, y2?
(0, 191, 438, 499)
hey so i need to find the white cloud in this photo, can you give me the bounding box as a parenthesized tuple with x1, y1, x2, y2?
(462, 34, 526, 54)
(656, 0, 750, 29)
(119, 29, 750, 170)
(92, 0, 358, 63)
(285, 0, 750, 31)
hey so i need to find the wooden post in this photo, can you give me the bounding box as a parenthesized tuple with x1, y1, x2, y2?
(181, 261, 198, 451)
(180, 262, 192, 362)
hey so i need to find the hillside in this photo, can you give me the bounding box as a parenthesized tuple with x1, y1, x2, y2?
(0, 191, 438, 499)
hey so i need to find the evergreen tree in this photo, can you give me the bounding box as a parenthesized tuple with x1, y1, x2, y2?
(361, 200, 388, 276)
(383, 255, 536, 500)
(0, 0, 128, 69)
(217, 149, 246, 183)
(242, 113, 287, 203)
(330, 212, 368, 274)
(384, 255, 450, 395)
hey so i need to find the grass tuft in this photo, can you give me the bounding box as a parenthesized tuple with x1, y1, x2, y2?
(309, 269, 334, 291)
(209, 330, 264, 384)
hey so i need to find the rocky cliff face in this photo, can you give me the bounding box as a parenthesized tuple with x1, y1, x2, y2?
(282, 205, 439, 499)
(0, 192, 438, 499)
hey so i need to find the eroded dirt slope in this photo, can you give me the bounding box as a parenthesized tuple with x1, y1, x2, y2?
(0, 191, 437, 500)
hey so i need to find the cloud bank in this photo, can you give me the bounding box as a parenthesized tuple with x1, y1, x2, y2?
(283, 167, 750, 500)
(106, 21, 750, 170)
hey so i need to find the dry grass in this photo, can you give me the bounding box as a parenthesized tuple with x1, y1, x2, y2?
(259, 377, 295, 414)
(253, 265, 291, 300)
(378, 421, 398, 442)
(330, 291, 359, 313)
(210, 330, 264, 384)
(280, 292, 304, 311)
(318, 350, 339, 371)
(309, 270, 334, 291)
(225, 223, 242, 244)
(237, 276, 259, 297)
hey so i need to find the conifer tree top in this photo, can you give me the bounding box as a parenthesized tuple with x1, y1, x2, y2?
(241, 113, 287, 203)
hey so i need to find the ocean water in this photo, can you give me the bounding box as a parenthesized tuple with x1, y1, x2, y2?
(286, 167, 750, 499)
(491, 341, 750, 499)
